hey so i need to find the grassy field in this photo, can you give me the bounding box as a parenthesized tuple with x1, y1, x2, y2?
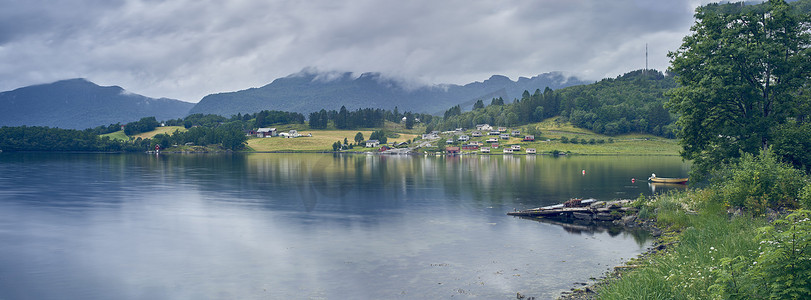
(247, 129, 419, 152)
(438, 119, 681, 155)
(100, 130, 129, 141)
(100, 126, 187, 141)
(98, 118, 680, 155)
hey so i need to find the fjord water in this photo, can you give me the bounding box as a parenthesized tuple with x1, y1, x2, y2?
(0, 153, 688, 299)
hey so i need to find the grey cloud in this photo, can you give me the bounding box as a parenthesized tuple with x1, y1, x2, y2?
(0, 0, 716, 102)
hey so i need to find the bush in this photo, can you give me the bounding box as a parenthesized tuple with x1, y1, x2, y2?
(711, 149, 808, 214)
(800, 184, 811, 210)
(710, 210, 811, 299)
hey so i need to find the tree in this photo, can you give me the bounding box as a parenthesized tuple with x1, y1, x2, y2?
(473, 99, 485, 110)
(354, 132, 364, 144)
(667, 0, 811, 176)
(405, 112, 415, 129)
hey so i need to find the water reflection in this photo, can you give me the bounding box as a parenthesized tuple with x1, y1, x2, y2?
(0, 153, 689, 299)
(517, 216, 653, 248)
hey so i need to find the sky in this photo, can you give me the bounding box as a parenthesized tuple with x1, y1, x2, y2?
(0, 0, 718, 103)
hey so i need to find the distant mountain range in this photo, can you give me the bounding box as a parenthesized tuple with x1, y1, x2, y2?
(0, 71, 588, 130)
(0, 79, 194, 130)
(189, 70, 589, 117)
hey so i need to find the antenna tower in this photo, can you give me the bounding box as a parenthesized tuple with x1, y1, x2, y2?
(645, 43, 648, 75)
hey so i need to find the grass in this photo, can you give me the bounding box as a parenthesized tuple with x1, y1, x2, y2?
(131, 126, 187, 139)
(596, 190, 767, 299)
(100, 126, 187, 141)
(433, 119, 680, 155)
(101, 130, 129, 141)
(246, 129, 418, 152)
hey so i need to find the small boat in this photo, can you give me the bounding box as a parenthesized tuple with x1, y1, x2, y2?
(648, 177, 688, 184)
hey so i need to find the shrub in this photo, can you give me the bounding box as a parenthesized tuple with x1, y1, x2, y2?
(710, 210, 811, 299)
(800, 184, 811, 210)
(711, 149, 808, 214)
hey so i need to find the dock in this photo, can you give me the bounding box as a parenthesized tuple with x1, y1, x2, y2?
(508, 199, 637, 222)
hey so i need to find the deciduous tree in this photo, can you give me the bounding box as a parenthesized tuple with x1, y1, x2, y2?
(667, 0, 811, 176)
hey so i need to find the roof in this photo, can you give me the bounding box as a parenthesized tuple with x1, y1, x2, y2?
(366, 140, 380, 143)
(257, 128, 276, 132)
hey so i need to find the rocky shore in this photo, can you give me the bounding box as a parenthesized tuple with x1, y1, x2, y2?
(509, 199, 668, 299)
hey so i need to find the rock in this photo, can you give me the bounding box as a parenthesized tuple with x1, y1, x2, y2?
(596, 212, 617, 221)
(573, 212, 593, 221)
(621, 215, 637, 226)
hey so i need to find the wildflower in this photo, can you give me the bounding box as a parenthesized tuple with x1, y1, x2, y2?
(753, 261, 757, 265)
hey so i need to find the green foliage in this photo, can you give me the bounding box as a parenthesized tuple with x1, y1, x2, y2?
(753, 210, 811, 299)
(771, 121, 811, 173)
(123, 117, 160, 135)
(800, 184, 811, 210)
(0, 126, 128, 152)
(472, 99, 485, 110)
(181, 114, 228, 128)
(353, 132, 364, 144)
(369, 130, 387, 144)
(428, 72, 677, 137)
(404, 112, 415, 129)
(711, 150, 808, 214)
(600, 209, 765, 300)
(709, 210, 811, 299)
(667, 0, 811, 177)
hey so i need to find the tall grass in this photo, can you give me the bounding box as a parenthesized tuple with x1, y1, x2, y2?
(599, 202, 764, 299)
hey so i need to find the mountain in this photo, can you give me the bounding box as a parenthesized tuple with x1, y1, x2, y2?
(0, 79, 194, 129)
(189, 70, 588, 117)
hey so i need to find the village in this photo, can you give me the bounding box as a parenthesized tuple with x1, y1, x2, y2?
(247, 123, 543, 155)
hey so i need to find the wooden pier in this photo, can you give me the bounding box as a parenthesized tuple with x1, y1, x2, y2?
(508, 199, 637, 223)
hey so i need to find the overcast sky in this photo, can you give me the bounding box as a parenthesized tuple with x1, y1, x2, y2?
(0, 0, 718, 102)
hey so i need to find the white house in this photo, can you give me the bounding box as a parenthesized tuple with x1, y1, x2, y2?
(526, 148, 537, 154)
(457, 135, 470, 142)
(503, 148, 514, 154)
(511, 145, 521, 150)
(500, 134, 510, 140)
(480, 147, 491, 153)
(477, 124, 493, 131)
(256, 128, 277, 138)
(471, 131, 483, 137)
(366, 140, 380, 147)
(511, 130, 521, 136)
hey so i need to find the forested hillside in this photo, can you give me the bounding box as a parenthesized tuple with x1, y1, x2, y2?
(432, 69, 677, 137)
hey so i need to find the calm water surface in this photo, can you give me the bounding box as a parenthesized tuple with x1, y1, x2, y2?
(0, 153, 689, 299)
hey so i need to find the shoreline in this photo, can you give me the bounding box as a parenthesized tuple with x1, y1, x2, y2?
(509, 200, 668, 300)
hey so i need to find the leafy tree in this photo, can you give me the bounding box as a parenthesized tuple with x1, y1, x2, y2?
(369, 130, 387, 144)
(354, 132, 364, 144)
(771, 121, 811, 172)
(667, 0, 811, 176)
(123, 117, 160, 135)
